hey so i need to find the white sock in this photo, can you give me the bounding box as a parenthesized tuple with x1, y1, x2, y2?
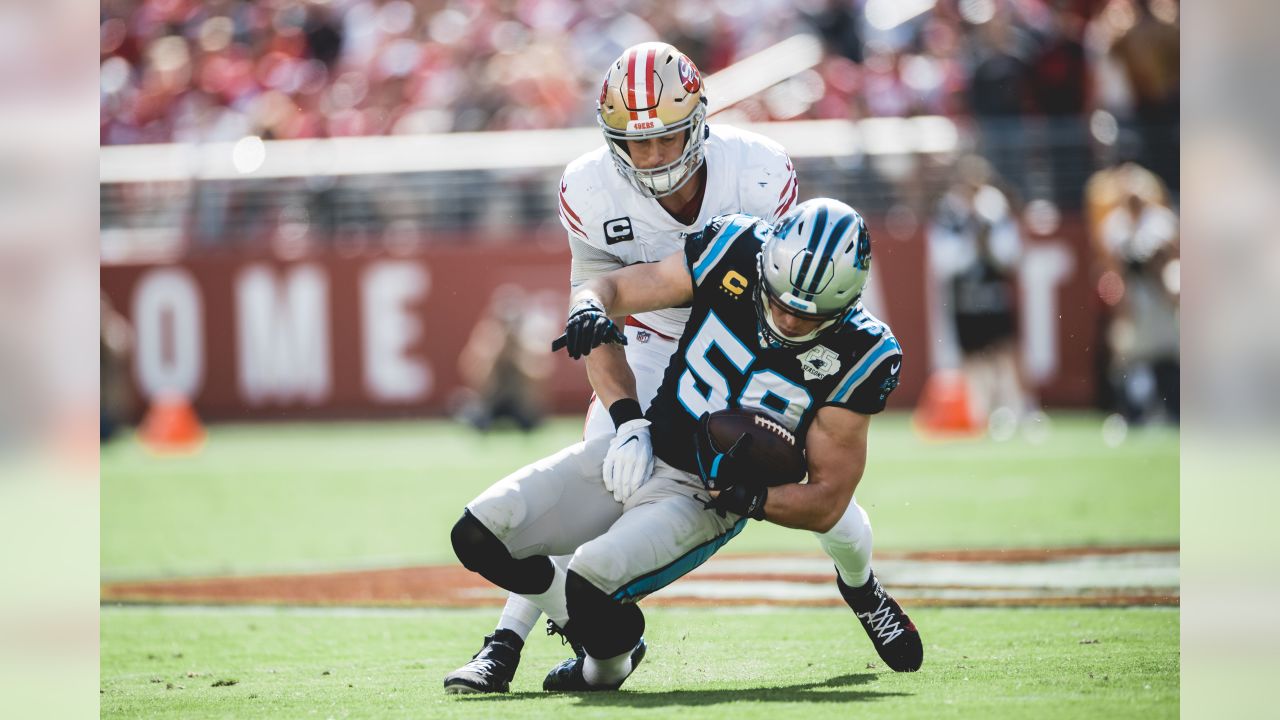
(495, 594, 542, 640)
(816, 501, 873, 588)
(583, 648, 633, 686)
(520, 561, 569, 628)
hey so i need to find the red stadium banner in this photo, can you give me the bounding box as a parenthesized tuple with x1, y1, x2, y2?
(100, 220, 1098, 420)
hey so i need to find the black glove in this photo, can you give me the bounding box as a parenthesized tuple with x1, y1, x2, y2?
(704, 482, 768, 520)
(692, 413, 756, 491)
(552, 299, 627, 359)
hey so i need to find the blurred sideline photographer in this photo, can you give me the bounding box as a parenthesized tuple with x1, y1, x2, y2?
(927, 155, 1035, 431)
(453, 285, 552, 433)
(1098, 179, 1179, 424)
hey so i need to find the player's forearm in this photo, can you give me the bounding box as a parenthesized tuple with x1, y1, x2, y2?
(761, 481, 853, 533)
(570, 277, 619, 316)
(585, 342, 639, 408)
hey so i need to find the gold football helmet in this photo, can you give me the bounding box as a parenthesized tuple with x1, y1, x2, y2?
(597, 42, 708, 198)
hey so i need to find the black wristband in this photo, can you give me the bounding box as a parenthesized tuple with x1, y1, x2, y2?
(608, 398, 644, 429)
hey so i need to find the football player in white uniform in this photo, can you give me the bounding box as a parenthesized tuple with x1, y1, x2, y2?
(444, 42, 915, 694)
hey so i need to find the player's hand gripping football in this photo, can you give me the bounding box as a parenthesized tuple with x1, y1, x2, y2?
(551, 298, 627, 359)
(692, 412, 757, 491)
(705, 482, 768, 521)
(693, 413, 768, 520)
(602, 418, 654, 503)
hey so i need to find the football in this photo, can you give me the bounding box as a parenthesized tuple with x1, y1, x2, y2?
(704, 408, 807, 486)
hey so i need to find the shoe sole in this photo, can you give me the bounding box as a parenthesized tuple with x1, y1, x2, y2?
(444, 680, 508, 694)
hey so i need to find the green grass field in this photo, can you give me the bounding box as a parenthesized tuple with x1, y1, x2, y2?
(100, 412, 1180, 718)
(101, 606, 1177, 720)
(101, 413, 1177, 579)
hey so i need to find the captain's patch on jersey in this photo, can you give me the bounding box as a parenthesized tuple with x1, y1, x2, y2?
(720, 270, 748, 297)
(797, 345, 841, 381)
(604, 216, 634, 244)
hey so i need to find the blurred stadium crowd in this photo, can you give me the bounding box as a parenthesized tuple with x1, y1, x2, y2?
(100, 0, 1178, 185)
(98, 0, 1181, 430)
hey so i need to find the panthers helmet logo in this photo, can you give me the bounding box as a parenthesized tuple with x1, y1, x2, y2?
(677, 56, 701, 94)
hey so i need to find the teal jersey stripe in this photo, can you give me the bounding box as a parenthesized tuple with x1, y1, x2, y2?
(611, 518, 749, 602)
(829, 335, 900, 404)
(693, 217, 750, 285)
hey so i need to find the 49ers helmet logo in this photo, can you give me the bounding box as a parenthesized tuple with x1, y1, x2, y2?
(677, 56, 701, 93)
(598, 69, 611, 106)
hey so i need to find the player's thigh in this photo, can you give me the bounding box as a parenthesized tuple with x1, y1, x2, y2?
(569, 485, 745, 601)
(624, 329, 678, 411)
(583, 397, 612, 441)
(467, 435, 621, 559)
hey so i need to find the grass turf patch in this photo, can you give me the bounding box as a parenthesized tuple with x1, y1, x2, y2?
(101, 605, 1177, 720)
(101, 413, 1177, 580)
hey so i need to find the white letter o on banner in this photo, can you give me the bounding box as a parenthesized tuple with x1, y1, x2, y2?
(132, 268, 204, 400)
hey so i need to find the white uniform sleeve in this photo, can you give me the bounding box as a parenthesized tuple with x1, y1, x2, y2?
(558, 171, 591, 243)
(737, 134, 798, 224)
(560, 156, 626, 288)
(569, 234, 625, 288)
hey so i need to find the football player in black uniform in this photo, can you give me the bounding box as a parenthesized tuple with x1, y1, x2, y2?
(451, 198, 921, 692)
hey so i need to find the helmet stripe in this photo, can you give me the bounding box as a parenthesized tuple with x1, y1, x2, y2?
(804, 213, 855, 295)
(626, 50, 638, 121)
(792, 205, 828, 292)
(633, 50, 647, 117)
(644, 48, 656, 116)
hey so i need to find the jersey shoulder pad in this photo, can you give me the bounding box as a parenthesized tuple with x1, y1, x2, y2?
(825, 305, 903, 414)
(684, 213, 766, 288)
(718, 127, 797, 224)
(558, 149, 616, 247)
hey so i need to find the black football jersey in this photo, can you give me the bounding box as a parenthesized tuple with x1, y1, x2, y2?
(646, 213, 904, 475)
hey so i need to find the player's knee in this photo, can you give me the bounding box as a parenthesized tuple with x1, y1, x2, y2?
(565, 570, 644, 659)
(451, 510, 554, 594)
(451, 510, 504, 572)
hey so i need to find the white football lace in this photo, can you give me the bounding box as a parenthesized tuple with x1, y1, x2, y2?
(858, 599, 905, 644)
(752, 414, 796, 444)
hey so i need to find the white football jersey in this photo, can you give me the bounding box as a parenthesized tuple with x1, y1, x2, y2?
(558, 124, 798, 340)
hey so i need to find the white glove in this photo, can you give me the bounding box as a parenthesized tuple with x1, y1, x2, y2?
(602, 418, 654, 503)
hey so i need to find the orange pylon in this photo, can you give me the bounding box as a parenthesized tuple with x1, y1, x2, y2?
(913, 370, 983, 439)
(138, 393, 206, 454)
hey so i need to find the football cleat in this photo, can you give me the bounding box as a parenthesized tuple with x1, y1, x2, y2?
(542, 637, 647, 692)
(837, 569, 923, 672)
(443, 629, 524, 694)
(544, 619, 586, 658)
